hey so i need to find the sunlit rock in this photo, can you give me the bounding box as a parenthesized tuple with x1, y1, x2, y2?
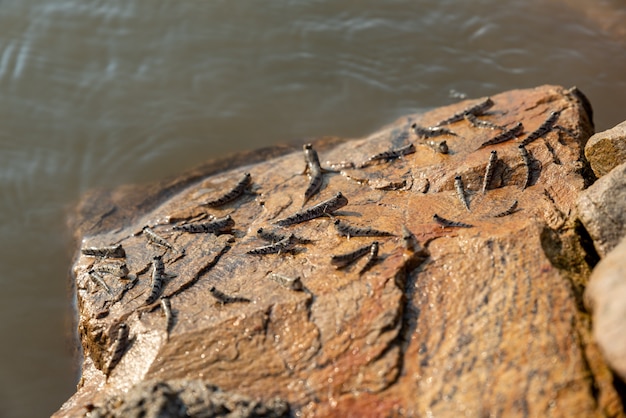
(56, 85, 624, 417)
(585, 120, 626, 178)
(577, 161, 626, 258)
(586, 236, 626, 384)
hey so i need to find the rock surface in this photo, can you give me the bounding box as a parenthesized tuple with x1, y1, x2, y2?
(586, 236, 626, 384)
(577, 161, 626, 258)
(84, 379, 290, 418)
(585, 120, 626, 178)
(56, 85, 626, 417)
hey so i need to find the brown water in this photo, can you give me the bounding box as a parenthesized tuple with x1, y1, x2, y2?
(0, 1, 624, 416)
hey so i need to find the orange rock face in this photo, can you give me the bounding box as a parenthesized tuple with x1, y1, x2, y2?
(56, 85, 625, 417)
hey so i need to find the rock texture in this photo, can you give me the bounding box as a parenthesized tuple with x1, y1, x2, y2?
(577, 161, 626, 258)
(57, 85, 626, 417)
(84, 380, 290, 418)
(585, 120, 626, 178)
(586, 236, 626, 383)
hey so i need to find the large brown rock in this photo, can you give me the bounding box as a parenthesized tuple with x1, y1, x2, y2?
(57, 85, 625, 417)
(585, 120, 626, 178)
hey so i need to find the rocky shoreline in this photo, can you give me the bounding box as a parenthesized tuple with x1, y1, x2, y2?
(56, 85, 626, 417)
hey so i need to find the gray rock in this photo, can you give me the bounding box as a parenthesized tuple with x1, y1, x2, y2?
(585, 237, 626, 382)
(577, 161, 626, 257)
(585, 120, 626, 178)
(86, 380, 290, 418)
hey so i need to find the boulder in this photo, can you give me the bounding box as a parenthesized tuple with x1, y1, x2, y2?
(586, 236, 626, 383)
(585, 120, 626, 178)
(56, 85, 625, 417)
(577, 161, 626, 258)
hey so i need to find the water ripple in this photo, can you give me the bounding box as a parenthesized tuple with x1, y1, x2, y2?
(0, 41, 16, 81)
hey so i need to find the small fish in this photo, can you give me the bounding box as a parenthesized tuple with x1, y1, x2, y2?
(401, 225, 419, 252)
(173, 215, 235, 234)
(105, 323, 129, 377)
(330, 242, 374, 268)
(324, 160, 356, 171)
(247, 234, 298, 255)
(333, 219, 394, 239)
(81, 244, 126, 259)
(153, 255, 165, 277)
(88, 270, 112, 294)
(464, 113, 503, 130)
(482, 150, 498, 193)
(145, 256, 165, 304)
(202, 172, 252, 207)
(160, 296, 174, 340)
(454, 175, 470, 211)
(359, 143, 416, 168)
(269, 273, 304, 291)
(359, 242, 379, 275)
(303, 143, 322, 171)
(275, 192, 348, 227)
(92, 262, 130, 279)
(433, 214, 473, 228)
(426, 140, 449, 154)
(520, 111, 561, 146)
(478, 122, 524, 148)
(209, 286, 251, 304)
(493, 200, 519, 218)
(303, 144, 325, 206)
(143, 227, 176, 252)
(518, 144, 532, 190)
(412, 124, 457, 139)
(256, 228, 312, 244)
(435, 97, 494, 126)
(257, 227, 286, 243)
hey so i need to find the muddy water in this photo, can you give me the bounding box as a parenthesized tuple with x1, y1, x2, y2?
(0, 1, 624, 416)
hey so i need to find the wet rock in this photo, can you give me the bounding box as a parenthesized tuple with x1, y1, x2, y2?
(577, 161, 626, 257)
(585, 237, 626, 383)
(56, 85, 625, 417)
(585, 120, 626, 177)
